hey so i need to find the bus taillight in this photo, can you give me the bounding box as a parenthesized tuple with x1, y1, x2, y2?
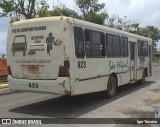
(8, 65, 12, 76)
(58, 66, 70, 77)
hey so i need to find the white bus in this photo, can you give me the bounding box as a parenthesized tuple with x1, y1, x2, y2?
(7, 16, 153, 97)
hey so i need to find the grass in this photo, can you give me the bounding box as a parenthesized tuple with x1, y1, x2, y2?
(154, 56, 160, 62)
(0, 81, 8, 85)
(154, 56, 160, 66)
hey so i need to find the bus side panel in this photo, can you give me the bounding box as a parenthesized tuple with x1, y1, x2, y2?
(72, 72, 132, 95)
(136, 69, 143, 80)
(73, 76, 109, 95)
(117, 72, 130, 86)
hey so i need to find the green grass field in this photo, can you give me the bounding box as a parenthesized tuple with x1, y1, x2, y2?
(0, 81, 8, 85)
(154, 56, 160, 66)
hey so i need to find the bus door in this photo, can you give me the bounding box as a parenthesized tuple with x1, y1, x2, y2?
(130, 42, 136, 80)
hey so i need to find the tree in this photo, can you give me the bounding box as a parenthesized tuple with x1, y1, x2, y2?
(0, 0, 47, 21)
(105, 15, 160, 46)
(136, 26, 160, 47)
(75, 0, 107, 24)
(38, 7, 81, 19)
(51, 7, 81, 19)
(36, 0, 51, 17)
(106, 15, 140, 32)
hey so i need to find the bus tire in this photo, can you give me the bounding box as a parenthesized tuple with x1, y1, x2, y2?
(104, 76, 117, 98)
(139, 70, 146, 85)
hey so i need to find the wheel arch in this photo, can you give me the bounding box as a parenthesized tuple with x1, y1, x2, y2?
(144, 67, 148, 77)
(110, 73, 118, 86)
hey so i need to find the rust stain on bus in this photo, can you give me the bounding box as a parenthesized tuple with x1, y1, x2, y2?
(75, 78, 80, 81)
(58, 81, 71, 95)
(58, 81, 65, 88)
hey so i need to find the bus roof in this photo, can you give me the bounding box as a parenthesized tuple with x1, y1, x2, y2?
(10, 16, 152, 44)
(69, 17, 152, 43)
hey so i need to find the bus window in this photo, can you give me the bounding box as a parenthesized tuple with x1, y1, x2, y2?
(106, 34, 121, 57)
(74, 27, 85, 58)
(138, 40, 148, 57)
(121, 37, 128, 57)
(101, 33, 105, 56)
(138, 40, 142, 56)
(113, 35, 121, 57)
(85, 29, 105, 57)
(106, 34, 113, 57)
(142, 41, 148, 56)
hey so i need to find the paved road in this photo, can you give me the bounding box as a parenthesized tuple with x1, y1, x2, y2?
(0, 66, 160, 127)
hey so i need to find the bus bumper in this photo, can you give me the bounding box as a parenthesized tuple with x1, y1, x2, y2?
(8, 75, 71, 95)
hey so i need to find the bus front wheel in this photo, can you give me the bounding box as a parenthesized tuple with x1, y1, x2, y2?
(104, 76, 117, 98)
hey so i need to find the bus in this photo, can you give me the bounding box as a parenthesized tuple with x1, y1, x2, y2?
(7, 16, 153, 98)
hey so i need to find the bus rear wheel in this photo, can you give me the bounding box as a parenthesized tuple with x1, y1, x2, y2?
(104, 76, 117, 98)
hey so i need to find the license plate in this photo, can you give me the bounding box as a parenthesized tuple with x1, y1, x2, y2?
(28, 83, 38, 88)
(28, 66, 39, 72)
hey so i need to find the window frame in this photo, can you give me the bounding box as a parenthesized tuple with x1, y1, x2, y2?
(138, 40, 148, 57)
(142, 41, 149, 57)
(106, 33, 121, 58)
(85, 29, 106, 58)
(121, 36, 129, 57)
(74, 26, 85, 58)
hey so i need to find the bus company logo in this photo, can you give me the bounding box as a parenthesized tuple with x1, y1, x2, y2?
(2, 119, 11, 124)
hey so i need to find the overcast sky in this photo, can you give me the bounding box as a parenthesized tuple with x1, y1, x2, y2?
(0, 0, 160, 54)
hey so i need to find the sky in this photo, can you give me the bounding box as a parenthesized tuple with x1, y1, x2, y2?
(0, 0, 160, 54)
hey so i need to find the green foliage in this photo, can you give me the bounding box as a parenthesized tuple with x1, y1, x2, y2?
(141, 26, 160, 41)
(0, 0, 37, 20)
(75, 0, 106, 24)
(37, 8, 51, 17)
(106, 15, 140, 32)
(105, 14, 160, 46)
(0, 0, 49, 21)
(37, 0, 51, 17)
(52, 7, 81, 19)
(38, 7, 81, 19)
(154, 56, 160, 65)
(87, 12, 107, 25)
(0, 0, 17, 18)
(136, 26, 160, 47)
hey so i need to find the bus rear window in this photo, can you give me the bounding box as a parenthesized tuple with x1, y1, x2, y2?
(74, 27, 85, 58)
